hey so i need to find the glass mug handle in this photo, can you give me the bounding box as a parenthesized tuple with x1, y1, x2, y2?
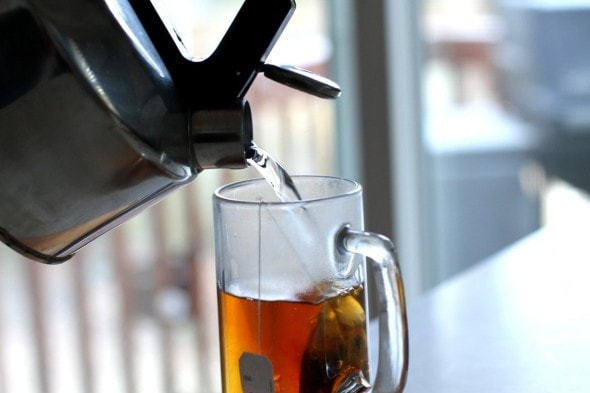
(337, 226, 409, 393)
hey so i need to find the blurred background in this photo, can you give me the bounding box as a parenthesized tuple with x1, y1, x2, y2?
(3, 0, 590, 391)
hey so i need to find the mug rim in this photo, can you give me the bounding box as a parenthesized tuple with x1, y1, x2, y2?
(214, 175, 362, 205)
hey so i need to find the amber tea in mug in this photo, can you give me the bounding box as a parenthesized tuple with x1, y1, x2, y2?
(218, 286, 369, 392)
(213, 176, 408, 393)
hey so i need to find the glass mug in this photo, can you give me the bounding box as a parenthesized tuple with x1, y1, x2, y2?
(213, 176, 408, 393)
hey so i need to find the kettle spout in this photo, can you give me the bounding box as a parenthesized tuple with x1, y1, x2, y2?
(190, 100, 253, 170)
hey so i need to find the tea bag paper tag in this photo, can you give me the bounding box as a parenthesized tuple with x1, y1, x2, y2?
(239, 352, 275, 393)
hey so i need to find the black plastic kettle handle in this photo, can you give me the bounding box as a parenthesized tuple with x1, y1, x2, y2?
(129, 0, 295, 107)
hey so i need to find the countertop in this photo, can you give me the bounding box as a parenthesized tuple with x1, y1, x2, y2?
(404, 224, 590, 392)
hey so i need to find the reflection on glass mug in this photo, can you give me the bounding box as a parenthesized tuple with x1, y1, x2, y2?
(213, 176, 408, 393)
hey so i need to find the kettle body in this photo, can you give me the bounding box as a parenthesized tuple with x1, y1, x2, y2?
(0, 0, 294, 263)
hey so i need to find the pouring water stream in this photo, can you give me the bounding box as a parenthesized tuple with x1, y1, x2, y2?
(244, 143, 347, 299)
(246, 143, 302, 202)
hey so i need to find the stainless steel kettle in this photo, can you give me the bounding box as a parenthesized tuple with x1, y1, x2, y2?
(0, 0, 339, 263)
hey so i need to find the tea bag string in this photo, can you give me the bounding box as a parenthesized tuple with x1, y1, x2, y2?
(257, 199, 263, 354)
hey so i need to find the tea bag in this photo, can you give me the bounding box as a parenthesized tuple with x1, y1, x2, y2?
(300, 292, 371, 393)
